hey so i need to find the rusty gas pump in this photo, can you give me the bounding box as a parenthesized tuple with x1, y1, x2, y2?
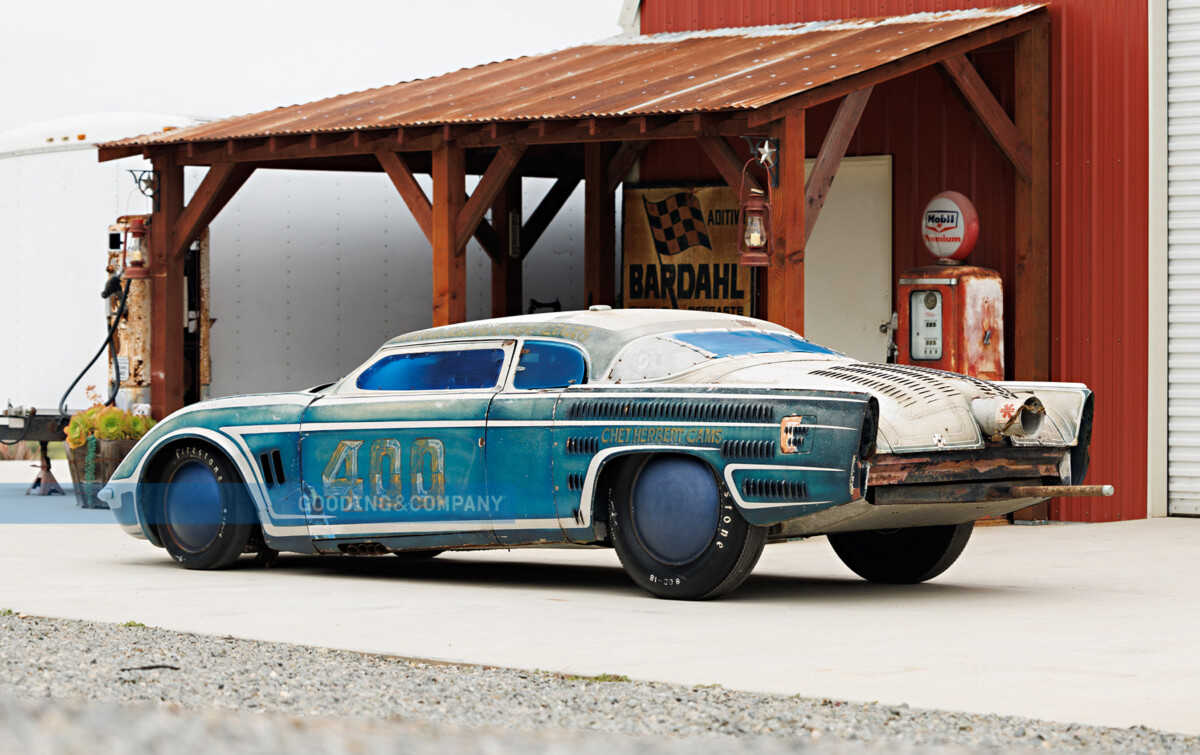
(897, 192, 1004, 381)
(104, 216, 212, 412)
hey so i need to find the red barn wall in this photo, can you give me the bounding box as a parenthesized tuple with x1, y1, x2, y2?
(639, 1, 1150, 522)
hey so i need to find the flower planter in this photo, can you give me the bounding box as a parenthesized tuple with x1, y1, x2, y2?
(65, 438, 137, 509)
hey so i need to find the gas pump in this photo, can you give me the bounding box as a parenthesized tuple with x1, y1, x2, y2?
(105, 216, 153, 409)
(101, 216, 212, 412)
(897, 192, 1004, 381)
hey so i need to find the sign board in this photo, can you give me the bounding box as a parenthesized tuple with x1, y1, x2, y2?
(622, 186, 754, 315)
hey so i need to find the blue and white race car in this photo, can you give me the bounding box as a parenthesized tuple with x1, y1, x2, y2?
(101, 309, 1103, 599)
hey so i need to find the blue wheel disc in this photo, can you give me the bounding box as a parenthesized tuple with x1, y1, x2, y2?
(631, 456, 719, 565)
(163, 461, 223, 552)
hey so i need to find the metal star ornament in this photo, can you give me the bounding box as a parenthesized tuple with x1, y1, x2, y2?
(756, 141, 777, 168)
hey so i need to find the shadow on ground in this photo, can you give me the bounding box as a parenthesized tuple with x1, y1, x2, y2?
(126, 548, 1023, 605)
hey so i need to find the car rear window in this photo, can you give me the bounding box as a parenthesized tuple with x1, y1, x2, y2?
(357, 348, 505, 391)
(672, 330, 839, 357)
(607, 329, 839, 382)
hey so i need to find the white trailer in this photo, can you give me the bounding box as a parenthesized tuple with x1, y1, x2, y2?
(0, 112, 592, 412)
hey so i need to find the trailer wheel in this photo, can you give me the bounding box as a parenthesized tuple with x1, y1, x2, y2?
(828, 522, 973, 584)
(154, 444, 254, 570)
(609, 454, 766, 600)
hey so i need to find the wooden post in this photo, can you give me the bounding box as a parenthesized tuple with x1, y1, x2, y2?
(431, 138, 466, 326)
(1014, 23, 1051, 382)
(491, 174, 523, 317)
(584, 142, 616, 308)
(149, 155, 186, 419)
(766, 110, 806, 333)
(1011, 22, 1052, 522)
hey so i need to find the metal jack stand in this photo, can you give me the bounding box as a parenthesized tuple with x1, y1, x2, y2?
(26, 441, 64, 496)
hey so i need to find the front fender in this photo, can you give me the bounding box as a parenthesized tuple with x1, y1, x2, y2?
(104, 393, 317, 547)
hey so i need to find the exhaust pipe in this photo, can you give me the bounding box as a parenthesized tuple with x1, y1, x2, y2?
(972, 395, 1045, 439)
(343, 543, 389, 556)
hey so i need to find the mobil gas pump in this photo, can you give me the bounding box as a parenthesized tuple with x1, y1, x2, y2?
(897, 192, 1003, 381)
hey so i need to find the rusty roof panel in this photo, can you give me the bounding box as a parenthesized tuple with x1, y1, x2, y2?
(102, 5, 1043, 148)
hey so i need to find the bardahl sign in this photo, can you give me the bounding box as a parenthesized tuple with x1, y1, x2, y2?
(622, 185, 755, 315)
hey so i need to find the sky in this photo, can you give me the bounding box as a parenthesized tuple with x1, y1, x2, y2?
(0, 1, 625, 133)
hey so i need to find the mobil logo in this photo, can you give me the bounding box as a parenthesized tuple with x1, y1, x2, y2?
(925, 210, 960, 234)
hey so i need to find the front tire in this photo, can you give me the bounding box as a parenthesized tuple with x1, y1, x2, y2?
(609, 454, 766, 600)
(828, 522, 973, 584)
(154, 444, 254, 570)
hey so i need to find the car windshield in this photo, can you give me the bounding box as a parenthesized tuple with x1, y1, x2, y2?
(607, 329, 840, 382)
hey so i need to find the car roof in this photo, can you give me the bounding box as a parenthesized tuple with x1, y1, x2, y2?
(385, 309, 795, 380)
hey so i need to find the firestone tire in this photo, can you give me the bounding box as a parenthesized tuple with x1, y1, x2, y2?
(827, 522, 974, 584)
(609, 454, 766, 600)
(154, 444, 254, 570)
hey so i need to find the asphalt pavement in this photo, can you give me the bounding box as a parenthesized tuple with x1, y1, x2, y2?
(0, 460, 1197, 736)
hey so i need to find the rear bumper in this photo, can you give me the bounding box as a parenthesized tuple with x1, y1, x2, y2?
(773, 447, 1074, 537)
(867, 447, 1066, 487)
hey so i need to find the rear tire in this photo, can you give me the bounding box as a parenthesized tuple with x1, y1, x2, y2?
(609, 454, 766, 600)
(828, 522, 973, 584)
(154, 444, 254, 570)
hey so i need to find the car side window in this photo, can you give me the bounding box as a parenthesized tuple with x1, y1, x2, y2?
(513, 341, 587, 390)
(356, 348, 506, 391)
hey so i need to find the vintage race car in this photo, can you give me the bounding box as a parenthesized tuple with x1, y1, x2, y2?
(100, 309, 1107, 599)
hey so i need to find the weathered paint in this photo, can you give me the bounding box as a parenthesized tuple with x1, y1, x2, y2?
(101, 310, 1095, 559)
(640, 0, 1149, 522)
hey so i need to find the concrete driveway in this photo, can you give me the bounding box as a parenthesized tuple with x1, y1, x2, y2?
(1, 461, 1197, 735)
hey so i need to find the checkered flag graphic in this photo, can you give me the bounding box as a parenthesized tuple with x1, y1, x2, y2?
(642, 193, 712, 256)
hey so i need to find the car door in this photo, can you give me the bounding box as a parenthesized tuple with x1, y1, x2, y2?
(485, 339, 589, 545)
(300, 340, 513, 548)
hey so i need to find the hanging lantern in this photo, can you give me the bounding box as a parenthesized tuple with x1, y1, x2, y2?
(738, 188, 771, 267)
(123, 217, 150, 279)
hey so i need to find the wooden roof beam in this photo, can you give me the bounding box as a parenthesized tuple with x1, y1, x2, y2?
(472, 213, 504, 262)
(378, 151, 433, 244)
(522, 174, 581, 258)
(696, 135, 762, 194)
(443, 123, 484, 142)
(637, 115, 678, 134)
(97, 145, 142, 162)
(489, 122, 528, 139)
(691, 112, 733, 134)
(455, 144, 527, 251)
(606, 140, 647, 194)
(745, 10, 1042, 128)
(804, 86, 872, 244)
(939, 54, 1033, 183)
(269, 134, 308, 153)
(171, 162, 256, 262)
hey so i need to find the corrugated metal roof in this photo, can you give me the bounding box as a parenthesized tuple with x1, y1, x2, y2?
(103, 4, 1042, 148)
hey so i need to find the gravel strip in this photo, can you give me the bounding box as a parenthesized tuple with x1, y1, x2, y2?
(1, 612, 1194, 753)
